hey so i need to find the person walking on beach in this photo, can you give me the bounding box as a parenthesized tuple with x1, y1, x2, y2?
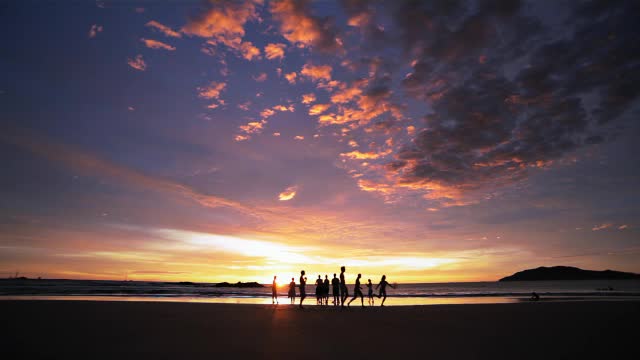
(299, 270, 307, 308)
(331, 273, 340, 306)
(376, 275, 396, 306)
(323, 275, 330, 306)
(348, 273, 365, 308)
(340, 266, 348, 308)
(288, 277, 296, 304)
(366, 279, 374, 306)
(315, 275, 323, 305)
(272, 276, 278, 304)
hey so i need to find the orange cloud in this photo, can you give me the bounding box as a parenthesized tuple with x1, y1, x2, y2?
(294, 135, 304, 140)
(127, 55, 146, 71)
(273, 104, 294, 112)
(88, 24, 103, 38)
(237, 101, 251, 111)
(270, 0, 342, 52)
(239, 120, 266, 134)
(284, 72, 297, 84)
(253, 73, 268, 82)
(234, 134, 250, 142)
(140, 38, 176, 51)
(300, 63, 332, 82)
(309, 103, 331, 116)
(278, 185, 298, 201)
(239, 41, 261, 60)
(331, 85, 362, 103)
(273, 132, 281, 136)
(261, 108, 276, 118)
(182, 1, 261, 59)
(264, 43, 286, 60)
(301, 93, 316, 104)
(197, 81, 226, 99)
(146, 20, 182, 38)
(592, 223, 613, 231)
(340, 149, 391, 160)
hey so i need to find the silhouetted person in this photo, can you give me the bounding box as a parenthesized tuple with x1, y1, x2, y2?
(323, 275, 330, 306)
(299, 270, 307, 308)
(332, 273, 340, 306)
(366, 279, 374, 306)
(340, 266, 348, 307)
(376, 275, 396, 306)
(272, 276, 278, 304)
(348, 273, 365, 308)
(288, 277, 296, 304)
(531, 292, 540, 301)
(316, 275, 323, 305)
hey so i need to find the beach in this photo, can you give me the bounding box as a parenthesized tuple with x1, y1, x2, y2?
(4, 300, 638, 359)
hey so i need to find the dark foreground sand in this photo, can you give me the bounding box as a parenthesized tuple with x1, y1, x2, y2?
(3, 300, 639, 359)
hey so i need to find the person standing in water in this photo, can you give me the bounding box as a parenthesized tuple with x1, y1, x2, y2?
(366, 279, 374, 306)
(376, 274, 396, 306)
(323, 275, 330, 306)
(272, 276, 278, 304)
(340, 266, 348, 308)
(288, 277, 296, 304)
(299, 270, 307, 308)
(331, 273, 340, 306)
(347, 273, 365, 308)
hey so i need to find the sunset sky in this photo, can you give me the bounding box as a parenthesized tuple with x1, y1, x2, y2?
(1, 0, 639, 283)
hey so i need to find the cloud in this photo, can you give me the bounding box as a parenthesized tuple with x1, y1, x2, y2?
(197, 81, 226, 100)
(273, 104, 294, 112)
(88, 24, 102, 38)
(264, 43, 286, 60)
(182, 1, 261, 60)
(300, 63, 332, 82)
(127, 55, 146, 71)
(269, 0, 342, 53)
(294, 135, 304, 140)
(235, 134, 250, 142)
(273, 132, 281, 136)
(261, 108, 276, 118)
(239, 41, 261, 60)
(237, 101, 251, 111)
(592, 223, 613, 231)
(239, 120, 266, 134)
(253, 73, 268, 82)
(618, 225, 628, 230)
(140, 38, 176, 51)
(1, 128, 257, 216)
(340, 149, 391, 160)
(301, 93, 316, 104)
(329, 1, 640, 207)
(145, 20, 182, 38)
(278, 185, 298, 201)
(308, 103, 331, 116)
(284, 72, 297, 84)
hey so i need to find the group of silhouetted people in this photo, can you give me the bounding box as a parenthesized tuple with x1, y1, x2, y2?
(272, 266, 396, 308)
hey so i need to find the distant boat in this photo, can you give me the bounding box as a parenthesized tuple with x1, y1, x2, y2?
(499, 266, 640, 281)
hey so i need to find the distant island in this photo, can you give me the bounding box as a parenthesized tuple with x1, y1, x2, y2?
(500, 266, 640, 281)
(214, 281, 263, 288)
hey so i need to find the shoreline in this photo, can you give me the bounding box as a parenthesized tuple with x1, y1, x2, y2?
(3, 294, 640, 306)
(5, 300, 639, 359)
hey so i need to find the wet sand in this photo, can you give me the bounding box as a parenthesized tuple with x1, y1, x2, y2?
(4, 300, 639, 359)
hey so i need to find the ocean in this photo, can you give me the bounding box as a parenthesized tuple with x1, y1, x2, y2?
(2, 279, 639, 306)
